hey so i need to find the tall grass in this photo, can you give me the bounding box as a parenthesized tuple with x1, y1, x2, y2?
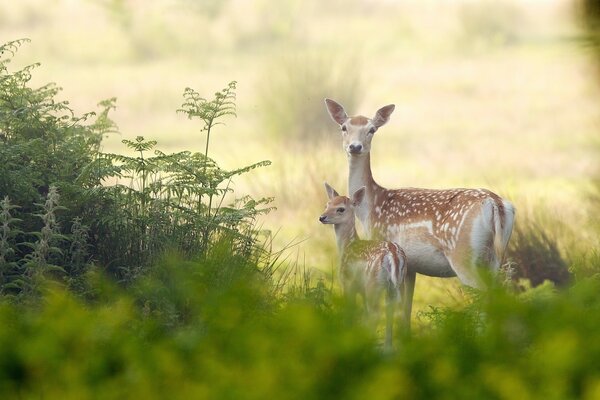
(258, 50, 363, 143)
(457, 0, 524, 49)
(505, 210, 571, 288)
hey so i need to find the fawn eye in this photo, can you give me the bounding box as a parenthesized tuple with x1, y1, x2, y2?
(341, 125, 347, 132)
(336, 207, 345, 213)
(368, 127, 376, 134)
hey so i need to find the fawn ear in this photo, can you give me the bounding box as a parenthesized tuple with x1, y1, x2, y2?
(351, 186, 366, 206)
(324, 182, 339, 200)
(372, 104, 395, 128)
(324, 98, 348, 126)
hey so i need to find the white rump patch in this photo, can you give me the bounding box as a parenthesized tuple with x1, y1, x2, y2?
(469, 199, 496, 270)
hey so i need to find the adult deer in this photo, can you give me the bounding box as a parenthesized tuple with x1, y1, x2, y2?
(320, 183, 406, 349)
(324, 98, 515, 328)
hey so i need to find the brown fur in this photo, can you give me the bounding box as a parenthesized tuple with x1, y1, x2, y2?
(349, 116, 369, 125)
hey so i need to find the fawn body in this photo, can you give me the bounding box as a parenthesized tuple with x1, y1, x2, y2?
(324, 99, 515, 328)
(320, 183, 407, 348)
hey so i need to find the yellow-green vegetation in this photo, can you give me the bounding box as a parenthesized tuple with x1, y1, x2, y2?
(2, 253, 600, 399)
(1, 0, 600, 397)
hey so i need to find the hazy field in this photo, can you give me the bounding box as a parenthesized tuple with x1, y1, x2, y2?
(3, 0, 598, 314)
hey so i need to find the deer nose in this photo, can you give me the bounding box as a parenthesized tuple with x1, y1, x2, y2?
(319, 215, 327, 223)
(348, 143, 362, 153)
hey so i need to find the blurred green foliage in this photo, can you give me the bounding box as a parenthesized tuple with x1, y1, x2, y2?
(0, 252, 600, 398)
(580, 0, 600, 62)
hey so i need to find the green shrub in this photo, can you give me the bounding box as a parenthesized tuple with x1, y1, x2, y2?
(1, 255, 600, 398)
(0, 39, 105, 227)
(0, 40, 272, 294)
(80, 82, 273, 281)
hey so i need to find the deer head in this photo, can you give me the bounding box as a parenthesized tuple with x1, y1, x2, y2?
(319, 183, 366, 225)
(324, 99, 395, 157)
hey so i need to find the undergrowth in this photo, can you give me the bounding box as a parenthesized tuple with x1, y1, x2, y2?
(0, 258, 600, 399)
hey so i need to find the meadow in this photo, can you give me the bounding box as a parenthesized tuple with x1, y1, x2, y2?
(1, 0, 600, 398)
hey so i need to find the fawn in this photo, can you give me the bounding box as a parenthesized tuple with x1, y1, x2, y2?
(319, 183, 407, 348)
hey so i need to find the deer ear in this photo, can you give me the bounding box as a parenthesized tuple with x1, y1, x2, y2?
(324, 182, 339, 200)
(351, 186, 366, 206)
(372, 104, 395, 128)
(324, 98, 348, 126)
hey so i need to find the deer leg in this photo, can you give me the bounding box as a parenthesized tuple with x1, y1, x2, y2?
(364, 284, 383, 341)
(384, 285, 396, 351)
(445, 205, 493, 289)
(401, 270, 416, 332)
(446, 254, 486, 289)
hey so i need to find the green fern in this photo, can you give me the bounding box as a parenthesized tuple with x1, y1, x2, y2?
(178, 80, 237, 164)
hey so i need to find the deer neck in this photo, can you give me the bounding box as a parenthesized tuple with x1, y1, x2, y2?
(334, 222, 358, 257)
(348, 153, 379, 232)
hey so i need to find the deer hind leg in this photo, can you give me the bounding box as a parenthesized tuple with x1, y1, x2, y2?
(401, 270, 416, 332)
(384, 280, 403, 350)
(363, 279, 386, 347)
(446, 201, 499, 289)
(342, 277, 361, 312)
(364, 281, 381, 316)
(446, 256, 484, 289)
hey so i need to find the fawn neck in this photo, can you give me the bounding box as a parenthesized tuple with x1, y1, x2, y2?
(334, 220, 359, 257)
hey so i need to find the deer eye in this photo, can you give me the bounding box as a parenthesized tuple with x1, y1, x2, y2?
(341, 125, 347, 132)
(368, 127, 376, 134)
(336, 207, 345, 213)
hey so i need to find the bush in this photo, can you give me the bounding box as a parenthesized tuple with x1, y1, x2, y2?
(0, 39, 106, 227)
(0, 40, 272, 296)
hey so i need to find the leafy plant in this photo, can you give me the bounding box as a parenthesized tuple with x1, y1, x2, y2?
(18, 186, 68, 297)
(0, 38, 108, 248)
(176, 81, 273, 252)
(76, 83, 273, 281)
(64, 217, 91, 294)
(0, 40, 273, 292)
(0, 197, 21, 293)
(178, 81, 237, 164)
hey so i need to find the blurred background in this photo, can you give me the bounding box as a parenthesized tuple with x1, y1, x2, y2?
(2, 0, 598, 312)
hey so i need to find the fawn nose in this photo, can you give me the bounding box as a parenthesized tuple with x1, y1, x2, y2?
(319, 215, 327, 223)
(348, 143, 362, 153)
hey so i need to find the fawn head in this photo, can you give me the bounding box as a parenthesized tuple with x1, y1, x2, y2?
(324, 98, 395, 156)
(319, 183, 366, 225)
